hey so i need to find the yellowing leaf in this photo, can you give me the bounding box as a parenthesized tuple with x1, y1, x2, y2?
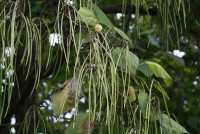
(51, 75, 84, 117)
(128, 86, 136, 102)
(65, 113, 98, 134)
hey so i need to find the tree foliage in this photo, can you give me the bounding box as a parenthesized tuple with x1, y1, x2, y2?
(0, 0, 200, 134)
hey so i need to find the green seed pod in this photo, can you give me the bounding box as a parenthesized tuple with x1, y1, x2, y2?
(128, 86, 136, 102)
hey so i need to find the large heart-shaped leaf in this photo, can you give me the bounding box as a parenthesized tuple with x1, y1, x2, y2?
(78, 7, 98, 26)
(112, 48, 139, 74)
(92, 3, 113, 27)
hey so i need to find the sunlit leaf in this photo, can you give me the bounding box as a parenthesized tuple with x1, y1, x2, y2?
(160, 52, 185, 67)
(65, 113, 97, 134)
(161, 114, 189, 133)
(51, 75, 84, 117)
(153, 81, 169, 99)
(146, 61, 172, 86)
(128, 86, 136, 102)
(138, 90, 149, 119)
(112, 48, 139, 74)
(113, 27, 132, 44)
(78, 7, 98, 26)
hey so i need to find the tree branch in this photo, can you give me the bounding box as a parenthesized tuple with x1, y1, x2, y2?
(100, 5, 157, 15)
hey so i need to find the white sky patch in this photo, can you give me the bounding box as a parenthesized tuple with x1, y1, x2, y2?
(11, 127, 16, 133)
(129, 25, 134, 30)
(65, 0, 74, 5)
(184, 100, 187, 104)
(65, 108, 75, 118)
(173, 50, 185, 58)
(41, 100, 52, 110)
(48, 89, 53, 95)
(194, 45, 198, 49)
(11, 115, 16, 124)
(10, 82, 14, 86)
(2, 79, 6, 83)
(42, 82, 47, 87)
(80, 97, 86, 103)
(49, 33, 61, 46)
(116, 13, 122, 19)
(193, 81, 197, 85)
(11, 115, 16, 133)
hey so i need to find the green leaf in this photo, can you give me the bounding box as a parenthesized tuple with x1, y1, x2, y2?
(74, 30, 91, 45)
(112, 48, 139, 74)
(161, 114, 189, 133)
(146, 61, 172, 86)
(160, 52, 185, 67)
(138, 61, 153, 77)
(148, 35, 160, 48)
(78, 7, 98, 26)
(153, 82, 169, 99)
(65, 113, 97, 134)
(91, 3, 113, 27)
(138, 90, 149, 119)
(51, 75, 84, 117)
(113, 27, 132, 44)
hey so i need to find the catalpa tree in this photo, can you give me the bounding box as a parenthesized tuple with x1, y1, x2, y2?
(1, 0, 198, 133)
